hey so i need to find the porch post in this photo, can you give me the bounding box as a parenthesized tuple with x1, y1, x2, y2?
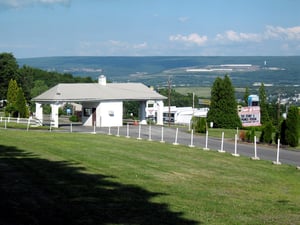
(139, 101, 147, 125)
(156, 100, 164, 125)
(50, 103, 60, 128)
(35, 102, 43, 124)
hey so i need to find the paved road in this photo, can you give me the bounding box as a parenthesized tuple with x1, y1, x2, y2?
(60, 124, 300, 167)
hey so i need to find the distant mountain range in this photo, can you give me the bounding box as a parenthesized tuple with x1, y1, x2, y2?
(17, 56, 300, 89)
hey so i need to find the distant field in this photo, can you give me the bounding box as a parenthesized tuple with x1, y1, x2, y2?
(174, 86, 246, 98)
(1, 129, 299, 225)
(174, 87, 211, 98)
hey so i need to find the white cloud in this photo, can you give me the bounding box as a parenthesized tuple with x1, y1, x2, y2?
(215, 30, 262, 42)
(0, 0, 70, 8)
(178, 16, 189, 23)
(215, 25, 300, 44)
(169, 33, 208, 46)
(133, 42, 148, 49)
(265, 25, 300, 40)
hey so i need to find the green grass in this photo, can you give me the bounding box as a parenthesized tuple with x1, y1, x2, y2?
(0, 129, 300, 225)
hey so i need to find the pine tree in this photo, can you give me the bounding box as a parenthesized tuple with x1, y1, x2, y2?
(16, 87, 29, 118)
(207, 75, 241, 129)
(285, 105, 299, 147)
(259, 83, 269, 125)
(243, 87, 250, 106)
(5, 79, 19, 117)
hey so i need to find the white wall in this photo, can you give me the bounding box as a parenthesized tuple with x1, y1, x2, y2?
(97, 101, 123, 127)
(82, 101, 123, 127)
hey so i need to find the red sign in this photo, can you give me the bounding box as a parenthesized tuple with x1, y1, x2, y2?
(239, 106, 261, 127)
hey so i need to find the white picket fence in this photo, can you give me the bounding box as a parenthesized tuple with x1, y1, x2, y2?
(0, 116, 42, 127)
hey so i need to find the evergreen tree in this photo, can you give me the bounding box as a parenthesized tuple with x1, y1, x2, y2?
(243, 87, 250, 106)
(285, 105, 299, 147)
(279, 119, 288, 145)
(207, 75, 241, 129)
(16, 87, 29, 118)
(259, 83, 269, 125)
(5, 79, 19, 117)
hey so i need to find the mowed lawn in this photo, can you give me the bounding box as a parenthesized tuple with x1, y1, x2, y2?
(0, 129, 300, 225)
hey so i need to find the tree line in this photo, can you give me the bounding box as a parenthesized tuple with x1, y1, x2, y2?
(0, 52, 94, 116)
(0, 52, 94, 102)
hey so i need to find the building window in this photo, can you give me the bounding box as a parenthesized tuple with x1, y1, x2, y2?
(84, 108, 92, 117)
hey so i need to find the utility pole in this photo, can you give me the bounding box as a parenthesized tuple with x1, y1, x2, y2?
(168, 76, 171, 127)
(277, 93, 281, 128)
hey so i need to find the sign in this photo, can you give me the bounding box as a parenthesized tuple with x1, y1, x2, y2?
(239, 106, 261, 127)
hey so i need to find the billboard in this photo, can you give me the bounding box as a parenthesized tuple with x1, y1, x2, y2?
(239, 106, 261, 127)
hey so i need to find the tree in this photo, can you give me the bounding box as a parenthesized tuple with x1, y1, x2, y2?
(260, 121, 273, 144)
(243, 87, 250, 106)
(0, 53, 19, 99)
(279, 119, 288, 145)
(16, 87, 29, 118)
(259, 83, 269, 125)
(191, 116, 206, 133)
(207, 75, 241, 129)
(31, 80, 49, 98)
(5, 79, 19, 117)
(285, 105, 299, 147)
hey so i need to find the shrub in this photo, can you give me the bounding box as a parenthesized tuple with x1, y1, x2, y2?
(260, 122, 273, 144)
(192, 117, 206, 133)
(285, 106, 299, 147)
(69, 115, 79, 122)
(239, 130, 246, 141)
(245, 127, 256, 142)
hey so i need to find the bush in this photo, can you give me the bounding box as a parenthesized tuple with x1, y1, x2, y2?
(191, 116, 206, 133)
(246, 127, 255, 142)
(285, 106, 299, 147)
(279, 120, 288, 145)
(260, 122, 273, 144)
(239, 130, 246, 141)
(69, 115, 79, 122)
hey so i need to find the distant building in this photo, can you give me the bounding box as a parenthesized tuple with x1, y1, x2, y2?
(145, 103, 209, 125)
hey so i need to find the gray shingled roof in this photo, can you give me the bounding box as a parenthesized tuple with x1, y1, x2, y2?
(32, 83, 167, 102)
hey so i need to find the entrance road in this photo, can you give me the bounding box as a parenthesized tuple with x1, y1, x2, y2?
(63, 124, 300, 167)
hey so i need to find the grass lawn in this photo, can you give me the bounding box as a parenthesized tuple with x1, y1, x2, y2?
(0, 129, 300, 225)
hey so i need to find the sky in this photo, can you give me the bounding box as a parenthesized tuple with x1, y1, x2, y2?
(0, 0, 300, 58)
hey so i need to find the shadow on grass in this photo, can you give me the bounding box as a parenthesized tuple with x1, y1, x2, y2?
(0, 145, 200, 225)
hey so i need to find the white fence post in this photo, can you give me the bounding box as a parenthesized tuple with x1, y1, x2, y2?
(148, 125, 152, 141)
(126, 123, 130, 138)
(218, 132, 225, 153)
(116, 126, 120, 137)
(189, 129, 195, 148)
(273, 139, 281, 165)
(232, 134, 240, 157)
(251, 136, 260, 160)
(160, 126, 165, 143)
(137, 124, 142, 140)
(203, 130, 210, 150)
(26, 118, 30, 131)
(173, 127, 179, 145)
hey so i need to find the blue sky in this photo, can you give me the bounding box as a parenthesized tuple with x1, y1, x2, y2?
(0, 0, 300, 58)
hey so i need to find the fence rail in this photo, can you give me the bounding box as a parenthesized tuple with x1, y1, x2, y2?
(0, 116, 42, 127)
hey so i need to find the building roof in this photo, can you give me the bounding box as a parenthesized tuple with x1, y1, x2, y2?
(32, 82, 167, 103)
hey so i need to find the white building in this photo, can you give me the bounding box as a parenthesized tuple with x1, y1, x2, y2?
(145, 103, 208, 125)
(33, 75, 166, 128)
